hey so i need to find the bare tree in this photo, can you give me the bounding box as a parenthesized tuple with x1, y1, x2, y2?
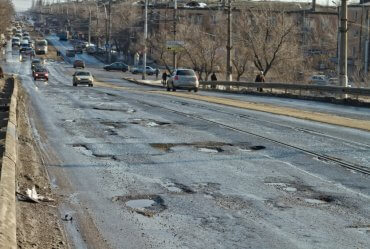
(178, 21, 225, 80)
(238, 5, 301, 78)
(0, 0, 14, 35)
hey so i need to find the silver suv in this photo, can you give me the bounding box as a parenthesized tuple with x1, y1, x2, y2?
(166, 69, 199, 92)
(73, 71, 93, 87)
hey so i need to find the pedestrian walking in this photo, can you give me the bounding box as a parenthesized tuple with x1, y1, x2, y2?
(162, 71, 168, 86)
(155, 68, 159, 80)
(210, 72, 217, 89)
(211, 72, 217, 81)
(255, 71, 265, 92)
(0, 66, 4, 79)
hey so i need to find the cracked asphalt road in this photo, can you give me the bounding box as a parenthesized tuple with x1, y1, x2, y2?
(3, 39, 370, 249)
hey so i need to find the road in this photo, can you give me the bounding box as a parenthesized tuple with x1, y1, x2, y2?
(2, 40, 370, 249)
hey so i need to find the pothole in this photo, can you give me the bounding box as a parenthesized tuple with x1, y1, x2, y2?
(149, 142, 264, 153)
(72, 144, 93, 156)
(100, 121, 126, 129)
(250, 145, 265, 151)
(198, 147, 224, 153)
(283, 187, 297, 192)
(162, 181, 195, 194)
(112, 195, 166, 217)
(130, 119, 171, 127)
(304, 196, 334, 205)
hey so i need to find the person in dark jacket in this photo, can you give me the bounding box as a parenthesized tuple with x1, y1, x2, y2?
(0, 66, 3, 79)
(162, 71, 168, 86)
(255, 71, 265, 92)
(210, 72, 217, 89)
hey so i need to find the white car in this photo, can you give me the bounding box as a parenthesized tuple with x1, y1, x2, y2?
(309, 75, 328, 85)
(130, 66, 156, 75)
(73, 71, 94, 87)
(185, 1, 207, 8)
(166, 69, 199, 92)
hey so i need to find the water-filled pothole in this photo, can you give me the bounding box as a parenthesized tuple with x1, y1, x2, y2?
(112, 194, 166, 217)
(72, 144, 93, 156)
(162, 181, 195, 194)
(100, 121, 126, 129)
(150, 142, 264, 154)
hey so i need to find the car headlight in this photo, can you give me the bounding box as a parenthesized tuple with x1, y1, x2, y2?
(76, 77, 81, 81)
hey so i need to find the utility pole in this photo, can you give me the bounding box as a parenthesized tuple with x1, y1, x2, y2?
(142, 0, 148, 80)
(226, 0, 232, 81)
(365, 10, 369, 76)
(339, 0, 348, 87)
(88, 7, 91, 45)
(173, 0, 177, 71)
(107, 0, 112, 64)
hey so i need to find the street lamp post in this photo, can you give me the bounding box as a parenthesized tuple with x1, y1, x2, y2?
(173, 0, 177, 70)
(226, 0, 233, 81)
(142, 0, 148, 80)
(339, 0, 348, 88)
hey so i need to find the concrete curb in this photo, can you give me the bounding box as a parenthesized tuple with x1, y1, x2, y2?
(122, 77, 163, 89)
(0, 76, 18, 249)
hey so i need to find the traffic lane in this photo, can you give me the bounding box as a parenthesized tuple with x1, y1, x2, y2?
(23, 72, 370, 249)
(47, 35, 104, 67)
(23, 60, 370, 248)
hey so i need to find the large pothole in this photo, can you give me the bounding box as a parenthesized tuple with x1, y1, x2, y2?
(112, 194, 166, 217)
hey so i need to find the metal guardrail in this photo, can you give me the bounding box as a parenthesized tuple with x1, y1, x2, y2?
(200, 81, 370, 97)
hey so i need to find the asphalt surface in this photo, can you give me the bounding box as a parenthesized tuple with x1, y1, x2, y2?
(2, 39, 370, 249)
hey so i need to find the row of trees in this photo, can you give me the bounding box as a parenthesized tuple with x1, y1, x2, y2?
(0, 0, 14, 36)
(35, 1, 332, 82)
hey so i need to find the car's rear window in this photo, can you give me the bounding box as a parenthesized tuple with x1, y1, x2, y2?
(177, 70, 195, 76)
(76, 72, 90, 76)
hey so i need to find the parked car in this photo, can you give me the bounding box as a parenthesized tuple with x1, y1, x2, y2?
(328, 78, 339, 86)
(185, 1, 207, 8)
(166, 69, 199, 92)
(73, 59, 85, 68)
(104, 62, 129, 72)
(33, 66, 49, 81)
(130, 66, 156, 75)
(309, 75, 328, 85)
(73, 71, 93, 87)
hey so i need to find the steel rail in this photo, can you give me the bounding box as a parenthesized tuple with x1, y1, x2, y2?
(134, 99, 370, 175)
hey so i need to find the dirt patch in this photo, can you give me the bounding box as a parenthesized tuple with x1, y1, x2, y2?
(16, 84, 68, 248)
(0, 78, 11, 174)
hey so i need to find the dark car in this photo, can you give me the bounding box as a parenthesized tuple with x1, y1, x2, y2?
(73, 59, 85, 68)
(66, 49, 75, 57)
(103, 62, 129, 72)
(33, 66, 49, 81)
(31, 59, 41, 70)
(74, 45, 83, 54)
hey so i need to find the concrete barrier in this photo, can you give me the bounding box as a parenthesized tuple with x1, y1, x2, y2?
(0, 76, 18, 249)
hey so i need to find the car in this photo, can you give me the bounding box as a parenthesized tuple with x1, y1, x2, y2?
(12, 37, 20, 47)
(73, 71, 93, 87)
(73, 59, 85, 68)
(309, 75, 328, 85)
(130, 66, 156, 75)
(103, 62, 129, 72)
(21, 47, 34, 56)
(74, 45, 83, 54)
(184, 1, 207, 8)
(328, 78, 339, 86)
(31, 58, 42, 70)
(66, 49, 75, 57)
(166, 69, 199, 92)
(33, 66, 49, 81)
